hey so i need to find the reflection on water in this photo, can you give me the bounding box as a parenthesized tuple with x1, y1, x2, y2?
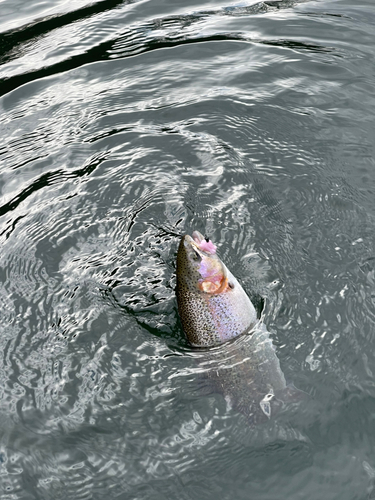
(1, 0, 375, 498)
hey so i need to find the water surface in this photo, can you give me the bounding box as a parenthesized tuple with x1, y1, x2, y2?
(1, 0, 375, 498)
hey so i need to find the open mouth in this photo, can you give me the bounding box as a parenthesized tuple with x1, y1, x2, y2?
(191, 230, 217, 255)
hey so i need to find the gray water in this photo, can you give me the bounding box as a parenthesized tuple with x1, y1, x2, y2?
(1, 0, 375, 498)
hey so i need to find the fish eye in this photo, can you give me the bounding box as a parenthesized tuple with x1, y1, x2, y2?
(228, 282, 234, 289)
(192, 249, 201, 261)
(204, 235, 209, 242)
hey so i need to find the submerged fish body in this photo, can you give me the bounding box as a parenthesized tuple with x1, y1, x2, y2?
(194, 323, 291, 424)
(176, 231, 299, 424)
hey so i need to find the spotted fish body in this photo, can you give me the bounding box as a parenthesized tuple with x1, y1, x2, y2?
(176, 231, 257, 346)
(176, 231, 302, 424)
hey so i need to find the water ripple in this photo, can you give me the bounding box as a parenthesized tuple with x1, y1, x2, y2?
(0, 0, 350, 98)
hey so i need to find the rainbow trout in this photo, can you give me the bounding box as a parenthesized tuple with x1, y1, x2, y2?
(176, 230, 300, 425)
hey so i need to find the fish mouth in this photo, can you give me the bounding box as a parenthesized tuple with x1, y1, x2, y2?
(182, 234, 202, 261)
(181, 232, 226, 293)
(192, 230, 205, 245)
(187, 231, 217, 255)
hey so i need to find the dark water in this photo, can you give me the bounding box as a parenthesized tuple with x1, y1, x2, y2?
(1, 0, 375, 498)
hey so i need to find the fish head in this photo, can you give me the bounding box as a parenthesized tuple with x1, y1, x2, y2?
(177, 230, 230, 294)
